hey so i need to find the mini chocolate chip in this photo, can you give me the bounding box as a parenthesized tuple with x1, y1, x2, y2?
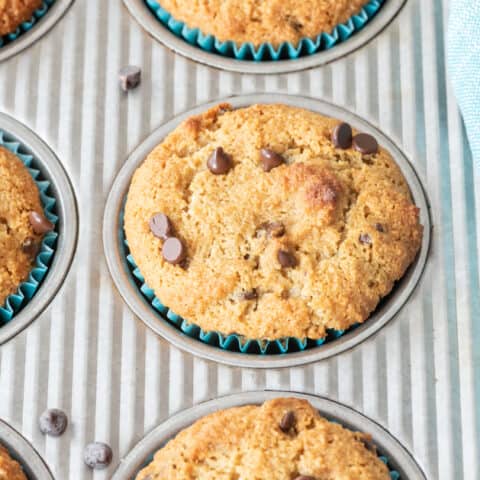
(119, 65, 141, 91)
(29, 211, 54, 234)
(149, 213, 173, 240)
(207, 147, 232, 175)
(359, 233, 372, 245)
(260, 149, 285, 172)
(240, 289, 258, 301)
(375, 223, 385, 232)
(39, 409, 68, 436)
(266, 222, 285, 238)
(21, 237, 37, 256)
(162, 237, 186, 264)
(84, 442, 113, 470)
(294, 476, 316, 480)
(279, 410, 296, 433)
(332, 122, 353, 149)
(277, 250, 298, 268)
(353, 133, 378, 155)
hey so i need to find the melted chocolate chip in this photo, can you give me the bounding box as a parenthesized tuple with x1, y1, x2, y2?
(240, 289, 258, 301)
(332, 122, 353, 149)
(277, 250, 298, 268)
(84, 442, 113, 470)
(353, 133, 378, 155)
(29, 212, 54, 234)
(149, 213, 173, 240)
(39, 409, 68, 436)
(375, 223, 385, 232)
(294, 476, 316, 480)
(361, 437, 377, 453)
(21, 237, 37, 256)
(207, 147, 232, 175)
(359, 233, 372, 245)
(279, 410, 296, 433)
(162, 237, 186, 264)
(266, 222, 286, 238)
(260, 149, 285, 172)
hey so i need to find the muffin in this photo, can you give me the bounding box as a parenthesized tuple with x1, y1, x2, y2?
(156, 0, 372, 48)
(125, 103, 423, 342)
(0, 0, 42, 36)
(136, 397, 391, 479)
(0, 145, 53, 307)
(0, 444, 27, 480)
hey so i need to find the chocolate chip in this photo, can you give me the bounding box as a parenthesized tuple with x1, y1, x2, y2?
(277, 250, 298, 268)
(39, 409, 68, 436)
(240, 289, 258, 301)
(260, 149, 285, 172)
(361, 437, 377, 453)
(207, 147, 232, 175)
(279, 410, 296, 433)
(21, 237, 37, 256)
(359, 233, 372, 245)
(29, 211, 54, 234)
(119, 65, 141, 91)
(294, 477, 316, 480)
(374, 223, 385, 232)
(162, 237, 186, 264)
(84, 442, 113, 470)
(149, 213, 173, 240)
(332, 122, 353, 149)
(353, 133, 378, 155)
(266, 222, 285, 238)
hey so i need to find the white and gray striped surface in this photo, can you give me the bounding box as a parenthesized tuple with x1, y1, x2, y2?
(0, 0, 478, 478)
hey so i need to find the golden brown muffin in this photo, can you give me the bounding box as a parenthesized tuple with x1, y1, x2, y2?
(157, 0, 370, 48)
(124, 103, 423, 341)
(0, 0, 42, 36)
(136, 397, 391, 480)
(0, 445, 27, 480)
(0, 146, 47, 306)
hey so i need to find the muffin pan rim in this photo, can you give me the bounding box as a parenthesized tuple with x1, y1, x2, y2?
(110, 390, 427, 480)
(0, 112, 79, 345)
(122, 0, 406, 74)
(103, 93, 432, 369)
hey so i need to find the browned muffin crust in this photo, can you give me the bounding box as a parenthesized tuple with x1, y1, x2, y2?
(158, 0, 370, 47)
(0, 444, 27, 480)
(0, 0, 42, 36)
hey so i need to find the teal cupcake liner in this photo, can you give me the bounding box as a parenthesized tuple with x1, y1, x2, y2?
(144, 0, 385, 61)
(122, 214, 361, 355)
(0, 130, 58, 325)
(0, 0, 55, 48)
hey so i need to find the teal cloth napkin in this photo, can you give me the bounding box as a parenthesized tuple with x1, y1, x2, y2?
(448, 0, 480, 164)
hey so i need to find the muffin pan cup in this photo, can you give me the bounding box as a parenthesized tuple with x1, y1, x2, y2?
(0, 113, 78, 345)
(0, 0, 74, 63)
(0, 419, 54, 480)
(111, 390, 426, 480)
(103, 93, 431, 369)
(123, 0, 406, 74)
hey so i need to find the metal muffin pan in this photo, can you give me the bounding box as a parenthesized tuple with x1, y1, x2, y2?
(0, 419, 54, 479)
(123, 0, 406, 74)
(111, 390, 426, 479)
(0, 0, 74, 63)
(103, 93, 431, 369)
(0, 113, 78, 345)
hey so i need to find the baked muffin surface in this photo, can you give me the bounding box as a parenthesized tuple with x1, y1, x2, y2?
(136, 397, 391, 480)
(0, 0, 42, 36)
(0, 146, 44, 306)
(124, 103, 423, 341)
(0, 444, 27, 480)
(157, 0, 371, 47)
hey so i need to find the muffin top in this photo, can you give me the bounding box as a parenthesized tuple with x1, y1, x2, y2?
(0, 0, 42, 36)
(124, 103, 423, 341)
(0, 445, 27, 480)
(0, 146, 49, 307)
(136, 397, 391, 480)
(157, 0, 371, 47)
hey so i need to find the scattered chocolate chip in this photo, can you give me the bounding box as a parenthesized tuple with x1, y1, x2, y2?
(260, 149, 285, 172)
(374, 223, 385, 232)
(266, 222, 286, 238)
(361, 437, 377, 453)
(119, 65, 141, 91)
(294, 476, 316, 480)
(207, 147, 232, 175)
(149, 213, 173, 240)
(240, 289, 258, 301)
(359, 233, 372, 245)
(21, 237, 37, 256)
(162, 237, 186, 264)
(84, 442, 113, 470)
(332, 122, 353, 149)
(279, 410, 296, 433)
(353, 133, 378, 155)
(39, 409, 68, 436)
(277, 250, 298, 268)
(29, 211, 54, 234)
